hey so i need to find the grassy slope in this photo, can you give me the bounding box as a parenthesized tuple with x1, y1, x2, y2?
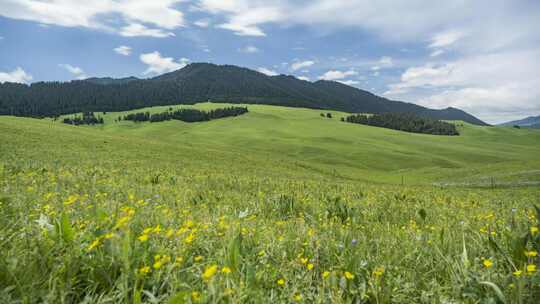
(1, 103, 540, 303)
(31, 102, 539, 185)
(2, 102, 540, 185)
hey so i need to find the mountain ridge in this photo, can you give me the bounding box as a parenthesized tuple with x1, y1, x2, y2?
(498, 115, 540, 128)
(0, 62, 488, 125)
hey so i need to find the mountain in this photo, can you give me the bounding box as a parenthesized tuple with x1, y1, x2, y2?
(498, 115, 540, 128)
(0, 62, 488, 125)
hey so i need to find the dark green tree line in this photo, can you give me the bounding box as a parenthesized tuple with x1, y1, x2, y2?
(122, 107, 248, 123)
(344, 112, 459, 136)
(62, 112, 104, 125)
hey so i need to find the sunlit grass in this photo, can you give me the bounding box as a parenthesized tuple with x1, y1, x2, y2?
(1, 104, 539, 303)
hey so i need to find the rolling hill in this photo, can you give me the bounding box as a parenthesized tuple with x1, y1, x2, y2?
(2, 103, 537, 185)
(1, 103, 539, 303)
(0, 63, 487, 125)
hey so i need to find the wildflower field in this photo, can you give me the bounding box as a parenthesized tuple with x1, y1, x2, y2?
(1, 104, 539, 303)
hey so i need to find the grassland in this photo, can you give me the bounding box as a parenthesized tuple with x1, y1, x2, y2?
(0, 103, 539, 303)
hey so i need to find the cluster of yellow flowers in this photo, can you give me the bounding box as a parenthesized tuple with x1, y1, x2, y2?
(153, 254, 171, 270)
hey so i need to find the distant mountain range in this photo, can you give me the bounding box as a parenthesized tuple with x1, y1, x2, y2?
(498, 115, 540, 128)
(0, 63, 488, 125)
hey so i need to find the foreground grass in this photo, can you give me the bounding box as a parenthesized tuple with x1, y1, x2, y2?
(1, 162, 539, 303)
(1, 104, 540, 303)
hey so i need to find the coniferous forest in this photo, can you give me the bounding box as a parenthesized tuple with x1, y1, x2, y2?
(344, 112, 459, 135)
(0, 63, 488, 126)
(122, 106, 248, 123)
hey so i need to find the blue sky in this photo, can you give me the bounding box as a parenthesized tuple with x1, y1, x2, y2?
(0, 0, 539, 123)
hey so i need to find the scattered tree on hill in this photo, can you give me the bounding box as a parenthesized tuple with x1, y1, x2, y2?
(124, 112, 151, 122)
(62, 112, 104, 125)
(326, 113, 332, 118)
(344, 112, 459, 136)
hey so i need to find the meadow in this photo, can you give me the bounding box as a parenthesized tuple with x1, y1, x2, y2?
(0, 103, 539, 303)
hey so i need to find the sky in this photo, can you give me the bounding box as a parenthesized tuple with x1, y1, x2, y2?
(0, 1, 539, 124)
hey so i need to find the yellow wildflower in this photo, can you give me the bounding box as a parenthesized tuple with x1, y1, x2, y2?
(194, 255, 204, 262)
(300, 257, 308, 264)
(277, 278, 285, 286)
(153, 261, 163, 269)
(525, 250, 537, 257)
(513, 270, 522, 277)
(114, 216, 131, 229)
(63, 195, 78, 206)
(202, 265, 218, 281)
(138, 266, 151, 275)
(373, 266, 385, 277)
(344, 271, 354, 280)
(174, 256, 184, 266)
(307, 263, 314, 270)
(483, 259, 493, 268)
(222, 266, 232, 274)
(526, 264, 536, 273)
(293, 293, 303, 301)
(153, 255, 170, 270)
(191, 291, 201, 302)
(184, 233, 195, 244)
(137, 234, 149, 242)
(87, 239, 100, 251)
(531, 227, 539, 235)
(322, 271, 330, 279)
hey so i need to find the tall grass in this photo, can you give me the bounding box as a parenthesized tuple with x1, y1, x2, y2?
(0, 161, 538, 303)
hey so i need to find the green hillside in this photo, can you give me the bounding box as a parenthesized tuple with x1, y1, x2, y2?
(3, 103, 538, 186)
(1, 103, 540, 303)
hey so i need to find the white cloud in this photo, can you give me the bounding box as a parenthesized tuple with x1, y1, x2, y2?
(239, 45, 259, 53)
(370, 56, 393, 71)
(198, 1, 282, 36)
(194, 1, 494, 41)
(378, 56, 393, 66)
(0, 67, 32, 83)
(429, 30, 465, 48)
(140, 52, 189, 75)
(257, 67, 278, 76)
(297, 76, 310, 81)
(429, 49, 444, 57)
(59, 64, 87, 79)
(0, 0, 184, 37)
(384, 50, 540, 123)
(194, 19, 210, 28)
(338, 80, 359, 86)
(119, 23, 174, 38)
(318, 69, 358, 81)
(291, 60, 315, 71)
(114, 45, 132, 56)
